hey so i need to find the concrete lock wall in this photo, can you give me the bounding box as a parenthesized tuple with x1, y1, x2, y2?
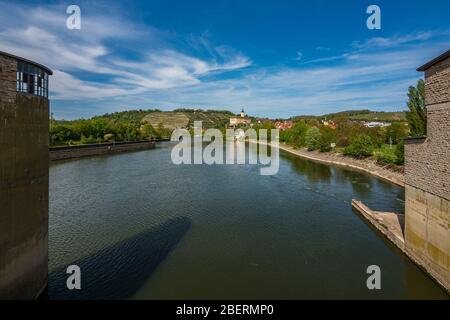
(405, 185, 450, 290)
(0, 54, 49, 299)
(50, 140, 155, 161)
(405, 55, 450, 291)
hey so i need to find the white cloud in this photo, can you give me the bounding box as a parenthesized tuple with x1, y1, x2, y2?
(0, 2, 251, 100)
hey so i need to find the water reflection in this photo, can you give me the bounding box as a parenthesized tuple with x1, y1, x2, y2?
(48, 217, 191, 299)
(287, 154, 332, 184)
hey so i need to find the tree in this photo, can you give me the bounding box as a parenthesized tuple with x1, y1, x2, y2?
(141, 123, 157, 139)
(318, 126, 337, 152)
(305, 127, 321, 151)
(384, 122, 408, 145)
(406, 79, 426, 137)
(343, 135, 375, 158)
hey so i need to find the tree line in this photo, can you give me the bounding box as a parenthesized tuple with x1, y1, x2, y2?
(49, 109, 171, 146)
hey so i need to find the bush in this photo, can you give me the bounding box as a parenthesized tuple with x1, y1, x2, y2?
(343, 135, 375, 158)
(80, 135, 97, 145)
(305, 127, 321, 151)
(374, 148, 397, 164)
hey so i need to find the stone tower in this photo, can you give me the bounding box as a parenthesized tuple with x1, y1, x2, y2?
(404, 50, 450, 292)
(0, 51, 52, 299)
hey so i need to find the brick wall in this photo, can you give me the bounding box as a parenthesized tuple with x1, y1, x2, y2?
(424, 56, 450, 105)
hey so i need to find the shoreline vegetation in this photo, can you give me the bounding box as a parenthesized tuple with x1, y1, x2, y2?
(269, 141, 405, 187)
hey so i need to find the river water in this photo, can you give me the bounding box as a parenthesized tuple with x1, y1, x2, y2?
(48, 142, 448, 299)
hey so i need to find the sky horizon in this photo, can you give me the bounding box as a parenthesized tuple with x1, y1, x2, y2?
(0, 0, 449, 120)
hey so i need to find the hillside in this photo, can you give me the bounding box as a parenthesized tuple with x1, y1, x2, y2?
(142, 112, 190, 130)
(142, 109, 234, 129)
(291, 110, 407, 122)
(348, 111, 406, 122)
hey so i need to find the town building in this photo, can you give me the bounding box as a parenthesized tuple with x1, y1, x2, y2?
(321, 120, 337, 129)
(229, 108, 251, 128)
(275, 120, 293, 130)
(363, 121, 391, 128)
(404, 50, 450, 291)
(0, 51, 52, 299)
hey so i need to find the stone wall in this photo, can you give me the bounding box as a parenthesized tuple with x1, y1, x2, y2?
(404, 103, 450, 202)
(424, 56, 450, 106)
(0, 55, 49, 299)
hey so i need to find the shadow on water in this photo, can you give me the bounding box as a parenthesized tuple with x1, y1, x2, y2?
(48, 216, 191, 300)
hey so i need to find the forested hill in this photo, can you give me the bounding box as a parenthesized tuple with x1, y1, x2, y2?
(291, 110, 407, 122)
(50, 108, 236, 146)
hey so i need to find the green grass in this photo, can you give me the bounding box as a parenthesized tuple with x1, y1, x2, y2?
(373, 144, 399, 164)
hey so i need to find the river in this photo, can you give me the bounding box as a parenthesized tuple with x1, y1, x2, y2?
(48, 142, 448, 299)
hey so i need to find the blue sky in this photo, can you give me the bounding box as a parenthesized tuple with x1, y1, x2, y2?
(0, 0, 449, 119)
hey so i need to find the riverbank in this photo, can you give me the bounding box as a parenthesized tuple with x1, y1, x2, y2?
(49, 140, 156, 161)
(267, 142, 405, 187)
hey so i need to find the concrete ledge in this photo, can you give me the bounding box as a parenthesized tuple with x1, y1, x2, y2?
(352, 200, 405, 251)
(352, 200, 450, 294)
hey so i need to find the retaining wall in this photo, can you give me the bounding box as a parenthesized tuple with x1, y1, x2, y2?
(50, 141, 156, 161)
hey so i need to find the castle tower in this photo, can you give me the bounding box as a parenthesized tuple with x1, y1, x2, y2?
(0, 51, 52, 299)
